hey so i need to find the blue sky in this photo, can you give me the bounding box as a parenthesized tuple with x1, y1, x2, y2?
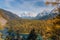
(0, 0, 54, 16)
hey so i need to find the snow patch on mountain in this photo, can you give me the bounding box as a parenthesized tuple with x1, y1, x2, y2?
(19, 10, 50, 18)
(19, 12, 38, 17)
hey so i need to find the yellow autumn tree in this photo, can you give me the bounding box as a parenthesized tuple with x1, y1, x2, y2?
(45, 0, 60, 40)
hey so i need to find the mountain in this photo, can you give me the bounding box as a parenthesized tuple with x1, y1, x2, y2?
(20, 11, 58, 20)
(35, 11, 58, 20)
(0, 9, 21, 30)
(0, 9, 20, 20)
(35, 11, 48, 19)
(0, 8, 57, 20)
(20, 12, 37, 19)
(20, 11, 49, 19)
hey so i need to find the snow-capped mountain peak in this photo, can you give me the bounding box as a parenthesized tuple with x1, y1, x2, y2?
(20, 12, 38, 17)
(19, 11, 51, 19)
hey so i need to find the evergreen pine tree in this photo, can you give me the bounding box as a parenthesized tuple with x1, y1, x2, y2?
(16, 30, 20, 40)
(27, 28, 38, 40)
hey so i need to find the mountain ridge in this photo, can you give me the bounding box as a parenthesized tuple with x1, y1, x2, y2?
(0, 9, 21, 20)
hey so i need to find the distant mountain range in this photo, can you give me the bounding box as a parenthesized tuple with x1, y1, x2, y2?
(19, 11, 49, 19)
(20, 11, 58, 20)
(0, 8, 58, 20)
(35, 12, 57, 20)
